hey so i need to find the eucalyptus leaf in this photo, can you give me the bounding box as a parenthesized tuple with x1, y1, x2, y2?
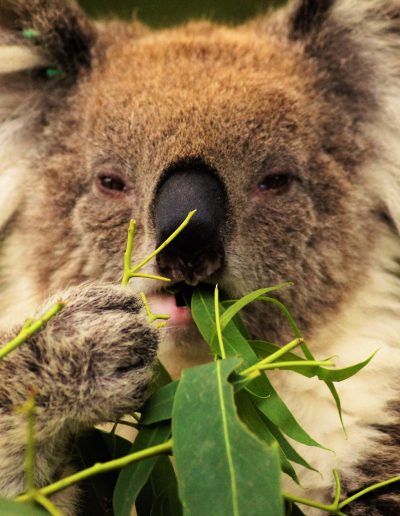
(136, 456, 182, 516)
(250, 341, 376, 382)
(140, 381, 179, 425)
(75, 429, 129, 516)
(218, 284, 291, 333)
(192, 287, 324, 449)
(235, 390, 300, 484)
(113, 422, 171, 516)
(172, 358, 283, 516)
(259, 296, 346, 431)
(0, 499, 47, 515)
(260, 413, 317, 473)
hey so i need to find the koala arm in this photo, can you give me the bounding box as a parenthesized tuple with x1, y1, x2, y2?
(0, 283, 158, 506)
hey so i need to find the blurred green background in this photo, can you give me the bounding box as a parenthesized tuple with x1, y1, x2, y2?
(78, 0, 286, 28)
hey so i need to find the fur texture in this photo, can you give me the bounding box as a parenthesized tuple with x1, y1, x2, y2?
(0, 0, 399, 514)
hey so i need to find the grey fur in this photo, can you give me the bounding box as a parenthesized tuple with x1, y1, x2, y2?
(0, 284, 158, 513)
(0, 0, 399, 514)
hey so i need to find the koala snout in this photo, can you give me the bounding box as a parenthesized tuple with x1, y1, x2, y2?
(153, 160, 227, 285)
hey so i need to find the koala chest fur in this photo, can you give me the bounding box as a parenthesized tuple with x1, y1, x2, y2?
(0, 0, 399, 514)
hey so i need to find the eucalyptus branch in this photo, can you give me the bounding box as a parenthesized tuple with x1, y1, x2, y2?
(140, 292, 170, 324)
(34, 492, 63, 516)
(121, 211, 197, 287)
(19, 397, 63, 516)
(17, 439, 173, 502)
(22, 396, 36, 493)
(253, 359, 334, 373)
(0, 303, 64, 360)
(338, 475, 400, 510)
(214, 285, 226, 359)
(240, 337, 304, 376)
(284, 470, 400, 515)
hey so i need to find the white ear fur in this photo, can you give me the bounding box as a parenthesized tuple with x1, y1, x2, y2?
(0, 44, 46, 228)
(0, 45, 48, 74)
(329, 1, 400, 233)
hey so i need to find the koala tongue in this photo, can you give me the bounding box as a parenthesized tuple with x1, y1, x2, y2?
(148, 293, 192, 327)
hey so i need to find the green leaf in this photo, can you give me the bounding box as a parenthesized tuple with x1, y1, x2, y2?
(248, 375, 326, 449)
(113, 422, 171, 516)
(150, 485, 182, 516)
(235, 390, 300, 484)
(136, 456, 182, 516)
(192, 287, 324, 449)
(152, 361, 173, 389)
(260, 413, 317, 473)
(250, 341, 376, 382)
(75, 429, 129, 515)
(258, 296, 346, 434)
(221, 302, 251, 339)
(0, 499, 47, 515)
(100, 428, 132, 460)
(218, 285, 291, 333)
(172, 358, 283, 516)
(140, 381, 179, 425)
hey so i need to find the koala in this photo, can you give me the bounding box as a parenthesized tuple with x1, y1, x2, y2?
(0, 0, 399, 514)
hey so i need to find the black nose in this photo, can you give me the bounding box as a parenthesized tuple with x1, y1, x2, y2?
(153, 160, 227, 285)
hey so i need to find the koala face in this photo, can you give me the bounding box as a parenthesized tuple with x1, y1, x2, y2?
(2, 1, 400, 508)
(0, 0, 394, 360)
(9, 4, 380, 360)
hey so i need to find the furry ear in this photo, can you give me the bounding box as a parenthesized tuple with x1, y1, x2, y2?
(290, 0, 335, 38)
(0, 1, 96, 228)
(289, 0, 400, 233)
(0, 0, 95, 78)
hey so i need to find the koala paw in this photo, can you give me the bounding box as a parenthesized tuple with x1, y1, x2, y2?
(2, 283, 159, 428)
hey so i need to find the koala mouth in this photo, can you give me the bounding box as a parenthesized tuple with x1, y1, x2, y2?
(147, 282, 216, 328)
(166, 282, 196, 307)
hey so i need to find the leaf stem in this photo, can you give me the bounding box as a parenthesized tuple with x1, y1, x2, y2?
(214, 285, 226, 359)
(140, 292, 170, 323)
(130, 273, 171, 282)
(254, 360, 334, 372)
(23, 396, 36, 493)
(282, 491, 336, 513)
(33, 491, 63, 516)
(338, 475, 400, 509)
(333, 469, 341, 507)
(283, 470, 400, 515)
(131, 210, 197, 275)
(240, 337, 304, 376)
(0, 303, 64, 360)
(122, 219, 136, 287)
(17, 439, 173, 501)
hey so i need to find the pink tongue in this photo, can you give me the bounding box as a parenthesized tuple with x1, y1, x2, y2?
(148, 293, 192, 327)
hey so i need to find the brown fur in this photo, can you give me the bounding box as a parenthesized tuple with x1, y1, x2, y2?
(0, 0, 399, 514)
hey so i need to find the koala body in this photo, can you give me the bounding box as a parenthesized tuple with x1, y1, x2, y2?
(0, 0, 399, 514)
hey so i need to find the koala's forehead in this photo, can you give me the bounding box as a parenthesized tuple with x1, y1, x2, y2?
(68, 22, 321, 175)
(81, 25, 313, 128)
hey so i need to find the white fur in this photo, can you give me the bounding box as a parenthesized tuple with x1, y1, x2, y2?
(1, 3, 400, 514)
(273, 231, 400, 510)
(0, 45, 47, 74)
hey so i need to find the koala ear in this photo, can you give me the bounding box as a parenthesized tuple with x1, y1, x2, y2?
(0, 0, 95, 85)
(289, 0, 335, 38)
(0, 1, 96, 227)
(287, 0, 400, 233)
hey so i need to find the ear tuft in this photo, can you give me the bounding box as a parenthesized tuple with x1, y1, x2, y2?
(290, 0, 335, 38)
(0, 0, 96, 79)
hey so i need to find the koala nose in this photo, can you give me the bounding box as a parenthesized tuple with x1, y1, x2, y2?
(153, 161, 227, 285)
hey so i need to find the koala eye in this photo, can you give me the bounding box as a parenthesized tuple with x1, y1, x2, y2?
(257, 173, 294, 196)
(97, 174, 127, 194)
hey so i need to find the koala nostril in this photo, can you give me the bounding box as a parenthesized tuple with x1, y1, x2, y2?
(153, 159, 227, 283)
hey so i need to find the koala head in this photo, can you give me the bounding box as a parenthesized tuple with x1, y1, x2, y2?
(1, 0, 399, 370)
